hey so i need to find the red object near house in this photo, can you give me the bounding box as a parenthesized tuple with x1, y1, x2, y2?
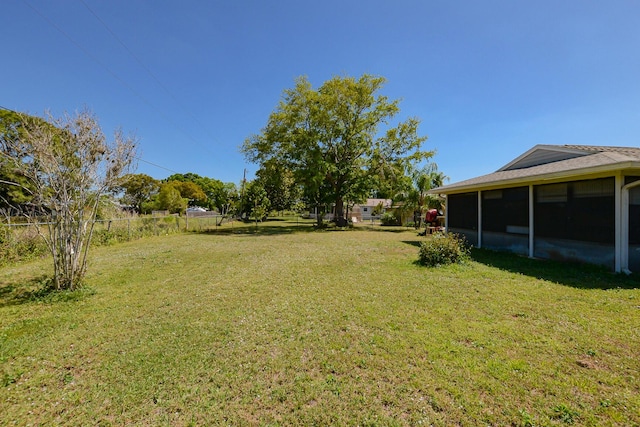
(425, 209, 438, 223)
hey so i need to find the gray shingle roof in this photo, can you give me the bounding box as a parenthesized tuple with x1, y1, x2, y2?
(562, 145, 640, 156)
(430, 145, 640, 194)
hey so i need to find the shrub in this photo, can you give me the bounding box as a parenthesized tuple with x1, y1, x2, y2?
(92, 228, 131, 246)
(0, 225, 48, 266)
(380, 212, 400, 226)
(418, 233, 470, 267)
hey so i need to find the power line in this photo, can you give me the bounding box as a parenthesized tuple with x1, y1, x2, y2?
(77, 0, 217, 143)
(78, 0, 165, 91)
(20, 0, 216, 157)
(21, 1, 152, 114)
(135, 157, 180, 175)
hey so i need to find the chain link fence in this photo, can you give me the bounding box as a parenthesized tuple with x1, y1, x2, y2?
(0, 213, 226, 265)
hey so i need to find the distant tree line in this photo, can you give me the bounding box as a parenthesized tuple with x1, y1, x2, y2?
(115, 172, 270, 222)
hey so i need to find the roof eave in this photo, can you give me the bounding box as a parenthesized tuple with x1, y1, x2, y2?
(429, 161, 640, 195)
(497, 144, 593, 172)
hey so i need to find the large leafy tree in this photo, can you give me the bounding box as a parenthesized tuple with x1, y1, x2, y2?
(172, 181, 207, 207)
(165, 172, 202, 184)
(255, 159, 300, 213)
(117, 173, 160, 213)
(208, 181, 238, 218)
(0, 109, 137, 290)
(243, 74, 431, 226)
(165, 173, 234, 211)
(240, 180, 271, 223)
(0, 109, 37, 217)
(156, 182, 187, 214)
(165, 174, 207, 207)
(190, 176, 221, 211)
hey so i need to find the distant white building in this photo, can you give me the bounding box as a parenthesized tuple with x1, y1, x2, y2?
(351, 198, 392, 222)
(306, 198, 392, 222)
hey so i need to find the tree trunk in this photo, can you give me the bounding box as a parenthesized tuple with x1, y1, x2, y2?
(315, 204, 324, 227)
(334, 198, 347, 227)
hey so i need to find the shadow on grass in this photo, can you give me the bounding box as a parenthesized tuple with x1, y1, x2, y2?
(471, 248, 640, 290)
(198, 222, 318, 236)
(356, 225, 418, 234)
(402, 240, 423, 248)
(0, 275, 94, 307)
(189, 218, 427, 238)
(195, 219, 406, 237)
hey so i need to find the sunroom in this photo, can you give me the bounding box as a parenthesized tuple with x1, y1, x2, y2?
(429, 145, 640, 273)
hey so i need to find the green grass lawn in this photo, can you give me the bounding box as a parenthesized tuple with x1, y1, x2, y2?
(1, 220, 639, 426)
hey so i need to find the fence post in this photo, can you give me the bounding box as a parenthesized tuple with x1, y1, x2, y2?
(128, 218, 131, 240)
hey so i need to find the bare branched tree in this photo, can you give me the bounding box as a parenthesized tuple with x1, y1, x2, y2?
(1, 109, 137, 290)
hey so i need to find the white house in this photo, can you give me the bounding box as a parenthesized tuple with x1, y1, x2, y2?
(351, 199, 392, 222)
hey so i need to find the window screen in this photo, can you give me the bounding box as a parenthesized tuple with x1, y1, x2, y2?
(535, 178, 614, 243)
(482, 187, 528, 232)
(448, 192, 478, 230)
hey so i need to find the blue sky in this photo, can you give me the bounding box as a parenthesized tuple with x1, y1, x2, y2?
(3, 1, 640, 185)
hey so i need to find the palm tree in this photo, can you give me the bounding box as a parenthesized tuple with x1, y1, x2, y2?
(411, 163, 448, 228)
(423, 166, 448, 212)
